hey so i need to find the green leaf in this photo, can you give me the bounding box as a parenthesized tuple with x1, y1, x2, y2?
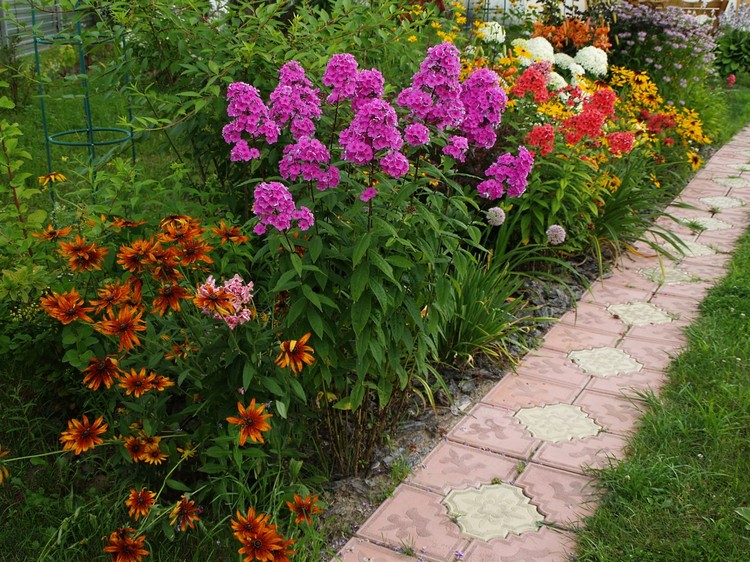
(166, 478, 191, 492)
(262, 376, 285, 397)
(352, 232, 372, 267)
(289, 377, 306, 402)
(242, 362, 254, 390)
(350, 263, 370, 302)
(351, 296, 371, 335)
(367, 249, 394, 280)
(306, 306, 325, 339)
(275, 400, 288, 419)
(0, 97, 15, 109)
(302, 284, 322, 310)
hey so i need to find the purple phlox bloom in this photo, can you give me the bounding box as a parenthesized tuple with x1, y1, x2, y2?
(360, 187, 378, 202)
(398, 42, 465, 130)
(252, 181, 315, 235)
(269, 61, 322, 140)
(442, 135, 469, 162)
(477, 146, 534, 200)
(279, 136, 340, 190)
(404, 123, 431, 147)
(352, 68, 385, 111)
(459, 68, 507, 149)
(380, 150, 410, 178)
(223, 82, 279, 160)
(323, 53, 359, 104)
(339, 98, 403, 165)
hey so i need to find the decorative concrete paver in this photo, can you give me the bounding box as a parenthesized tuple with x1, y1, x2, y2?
(462, 527, 577, 562)
(515, 464, 596, 528)
(699, 195, 745, 209)
(443, 483, 544, 540)
(639, 265, 696, 285)
(568, 347, 642, 377)
(607, 302, 672, 326)
(334, 127, 750, 562)
(532, 431, 628, 474)
(514, 404, 600, 442)
(482, 375, 583, 411)
(356, 485, 469, 562)
(407, 441, 518, 495)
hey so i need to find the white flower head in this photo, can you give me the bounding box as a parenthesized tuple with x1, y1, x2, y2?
(514, 37, 555, 66)
(546, 224, 566, 245)
(480, 21, 506, 44)
(487, 207, 506, 226)
(548, 71, 567, 91)
(574, 46, 608, 77)
(554, 52, 575, 70)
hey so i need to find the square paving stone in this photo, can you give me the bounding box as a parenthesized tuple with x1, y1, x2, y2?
(356, 484, 469, 562)
(582, 272, 659, 305)
(514, 463, 597, 529)
(542, 323, 622, 354)
(559, 302, 626, 336)
(584, 367, 667, 398)
(511, 349, 591, 388)
(573, 389, 644, 436)
(619, 335, 684, 371)
(462, 525, 577, 561)
(532, 431, 629, 474)
(625, 321, 688, 346)
(407, 441, 518, 495)
(334, 538, 441, 562)
(447, 403, 540, 460)
(482, 374, 584, 411)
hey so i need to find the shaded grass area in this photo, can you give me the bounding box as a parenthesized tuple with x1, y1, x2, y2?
(717, 71, 750, 145)
(576, 232, 750, 561)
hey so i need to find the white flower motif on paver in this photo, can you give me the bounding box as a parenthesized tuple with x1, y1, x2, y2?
(686, 216, 733, 231)
(729, 163, 750, 172)
(639, 266, 695, 285)
(714, 176, 750, 189)
(699, 196, 745, 209)
(568, 347, 642, 377)
(677, 240, 717, 257)
(514, 404, 601, 442)
(443, 483, 544, 540)
(608, 302, 672, 326)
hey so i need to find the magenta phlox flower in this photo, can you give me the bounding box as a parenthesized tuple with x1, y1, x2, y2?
(223, 82, 279, 160)
(360, 187, 378, 202)
(404, 123, 431, 147)
(459, 68, 507, 149)
(352, 69, 385, 111)
(279, 136, 340, 190)
(477, 146, 535, 199)
(252, 181, 315, 235)
(398, 42, 465, 130)
(442, 135, 469, 162)
(269, 61, 322, 140)
(380, 150, 410, 178)
(339, 98, 404, 165)
(323, 53, 360, 104)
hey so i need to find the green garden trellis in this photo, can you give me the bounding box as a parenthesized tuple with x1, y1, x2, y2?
(31, 1, 135, 175)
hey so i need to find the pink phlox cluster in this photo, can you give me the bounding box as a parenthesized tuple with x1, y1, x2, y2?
(352, 69, 385, 111)
(583, 88, 617, 117)
(360, 187, 378, 202)
(606, 131, 635, 156)
(459, 68, 507, 149)
(509, 64, 551, 103)
(279, 136, 340, 190)
(252, 181, 315, 235)
(269, 61, 322, 140)
(223, 82, 280, 161)
(404, 123, 431, 147)
(323, 53, 360, 104)
(397, 42, 465, 130)
(477, 146, 535, 199)
(525, 124, 556, 156)
(562, 108, 607, 144)
(442, 135, 469, 162)
(380, 150, 410, 179)
(198, 274, 255, 330)
(339, 98, 404, 165)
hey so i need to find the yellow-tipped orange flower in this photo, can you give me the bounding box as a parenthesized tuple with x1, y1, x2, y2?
(286, 493, 323, 524)
(38, 172, 67, 187)
(0, 445, 9, 487)
(125, 488, 156, 521)
(59, 415, 108, 455)
(274, 332, 315, 374)
(95, 306, 147, 352)
(169, 495, 201, 532)
(32, 224, 72, 241)
(226, 399, 272, 446)
(103, 527, 149, 562)
(40, 288, 94, 325)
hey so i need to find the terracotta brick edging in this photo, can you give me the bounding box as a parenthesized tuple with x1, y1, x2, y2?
(332, 126, 750, 562)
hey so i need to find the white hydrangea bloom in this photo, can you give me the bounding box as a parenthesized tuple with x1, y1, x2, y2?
(548, 71, 567, 91)
(554, 53, 575, 70)
(574, 46, 608, 77)
(480, 21, 506, 44)
(513, 37, 555, 66)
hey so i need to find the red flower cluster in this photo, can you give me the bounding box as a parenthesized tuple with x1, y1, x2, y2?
(509, 65, 551, 103)
(525, 124, 556, 156)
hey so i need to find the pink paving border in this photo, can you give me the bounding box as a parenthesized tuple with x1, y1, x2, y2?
(332, 126, 750, 562)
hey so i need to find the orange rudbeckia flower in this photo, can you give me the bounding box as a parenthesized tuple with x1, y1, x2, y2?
(58, 234, 108, 272)
(125, 488, 156, 521)
(274, 333, 315, 374)
(286, 493, 323, 524)
(123, 435, 147, 463)
(82, 356, 122, 391)
(152, 284, 190, 316)
(90, 280, 131, 314)
(32, 224, 72, 241)
(212, 220, 249, 245)
(95, 305, 147, 352)
(103, 527, 150, 562)
(118, 367, 156, 398)
(169, 495, 202, 532)
(117, 239, 156, 274)
(60, 415, 108, 455)
(40, 288, 94, 325)
(226, 399, 272, 446)
(193, 284, 236, 316)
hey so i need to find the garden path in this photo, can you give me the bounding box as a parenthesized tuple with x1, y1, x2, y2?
(332, 125, 750, 562)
